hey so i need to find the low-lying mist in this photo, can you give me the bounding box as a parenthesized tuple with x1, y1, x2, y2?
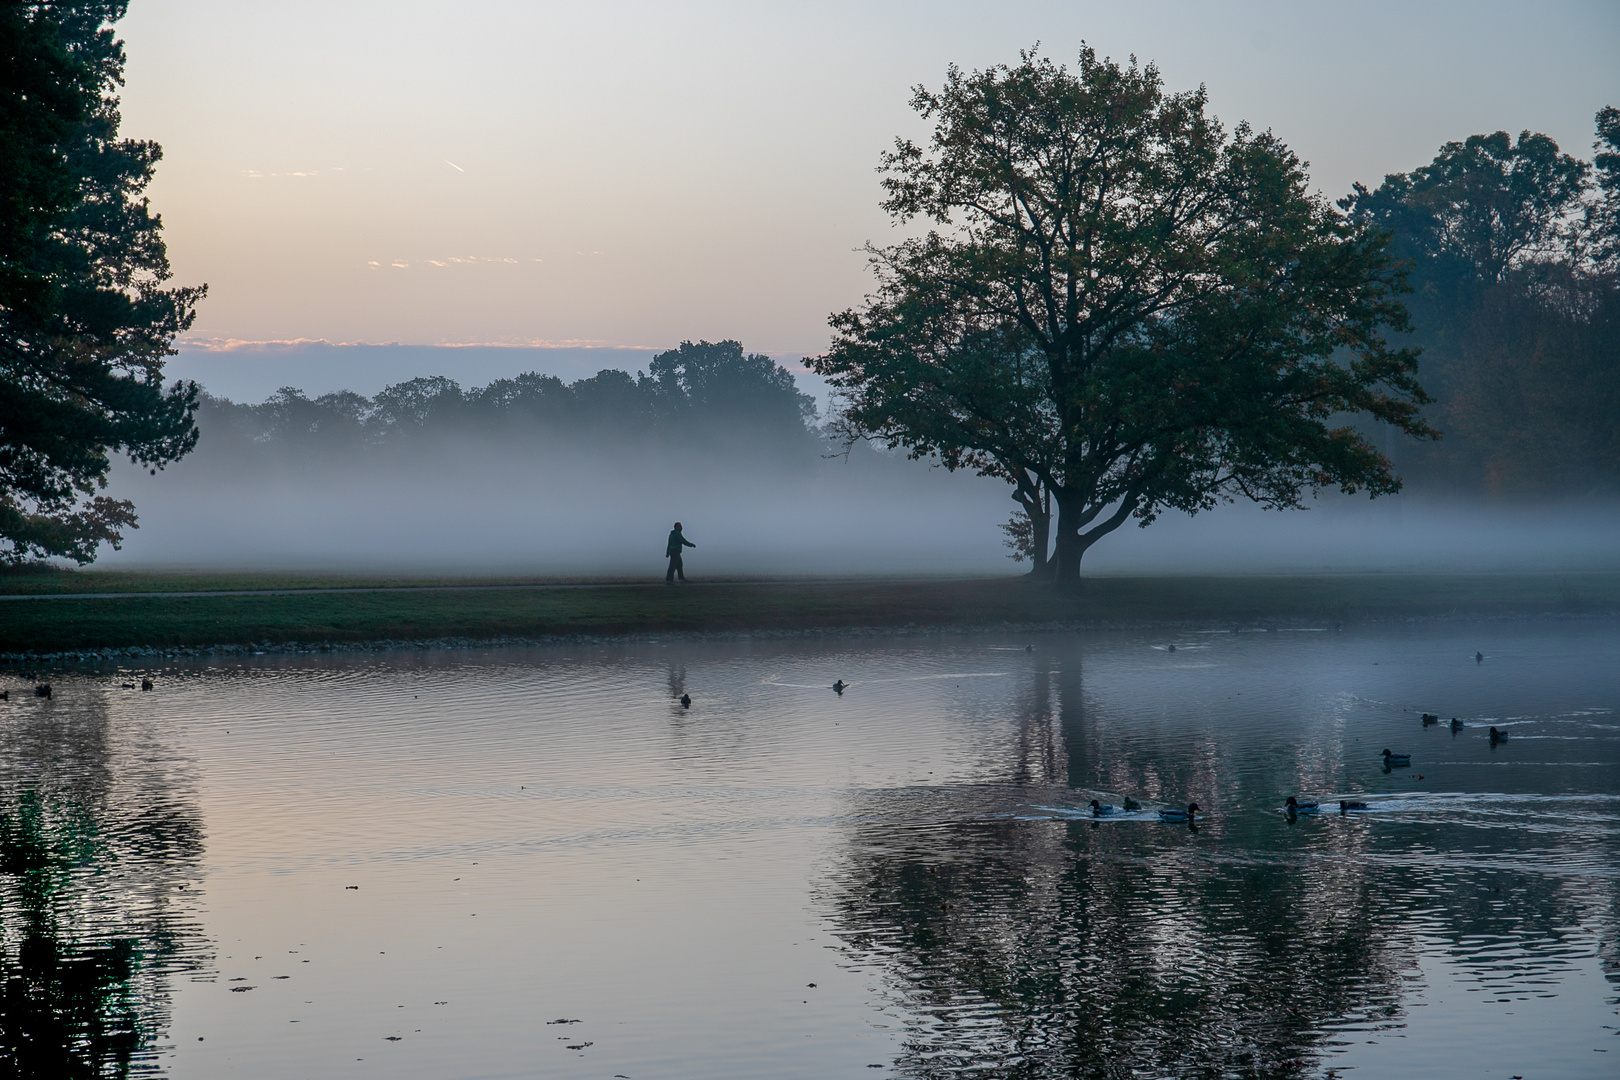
(102, 453, 1620, 578)
(95, 343, 1620, 578)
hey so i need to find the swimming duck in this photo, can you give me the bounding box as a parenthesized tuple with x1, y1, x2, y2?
(1489, 726, 1508, 744)
(1285, 796, 1320, 815)
(679, 693, 691, 708)
(1450, 717, 1464, 731)
(1089, 799, 1115, 816)
(1381, 749, 1411, 767)
(141, 678, 153, 691)
(1166, 644, 1176, 652)
(1339, 800, 1370, 812)
(33, 684, 50, 699)
(1158, 802, 1200, 822)
(1122, 797, 1141, 812)
(1476, 651, 1484, 664)
(1421, 713, 1439, 725)
(833, 680, 846, 694)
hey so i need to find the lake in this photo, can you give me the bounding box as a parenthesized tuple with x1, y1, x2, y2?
(2, 621, 1617, 1078)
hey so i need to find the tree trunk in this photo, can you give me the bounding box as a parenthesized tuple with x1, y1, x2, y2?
(1050, 489, 1140, 590)
(1051, 493, 1085, 589)
(1028, 487, 1054, 581)
(1012, 473, 1055, 581)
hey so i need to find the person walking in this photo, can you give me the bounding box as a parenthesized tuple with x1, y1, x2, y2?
(665, 522, 696, 583)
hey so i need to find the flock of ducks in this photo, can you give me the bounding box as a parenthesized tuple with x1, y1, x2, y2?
(1083, 704, 1514, 824)
(3, 677, 153, 700)
(1087, 798, 1201, 822)
(670, 654, 1515, 826)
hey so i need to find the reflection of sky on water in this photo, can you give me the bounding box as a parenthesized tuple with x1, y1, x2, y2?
(1, 620, 1615, 1077)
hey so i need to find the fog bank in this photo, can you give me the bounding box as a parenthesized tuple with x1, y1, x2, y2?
(100, 452, 1620, 578)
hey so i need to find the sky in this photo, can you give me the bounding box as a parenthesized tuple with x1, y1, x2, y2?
(119, 0, 1620, 379)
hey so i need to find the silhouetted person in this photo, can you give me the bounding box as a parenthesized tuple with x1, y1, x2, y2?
(666, 521, 695, 583)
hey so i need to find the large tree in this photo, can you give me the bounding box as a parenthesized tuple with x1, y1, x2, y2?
(0, 1, 203, 564)
(812, 49, 1434, 586)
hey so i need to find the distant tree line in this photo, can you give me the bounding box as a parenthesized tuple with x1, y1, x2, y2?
(193, 340, 821, 467)
(1344, 109, 1620, 496)
(5, 14, 1614, 575)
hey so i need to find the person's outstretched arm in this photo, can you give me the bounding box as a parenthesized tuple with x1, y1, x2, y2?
(683, 535, 696, 547)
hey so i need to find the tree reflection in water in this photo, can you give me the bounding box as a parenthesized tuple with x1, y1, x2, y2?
(0, 680, 207, 1077)
(820, 656, 1619, 1079)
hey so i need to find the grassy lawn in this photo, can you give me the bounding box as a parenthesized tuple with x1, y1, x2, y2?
(2, 569, 1615, 654)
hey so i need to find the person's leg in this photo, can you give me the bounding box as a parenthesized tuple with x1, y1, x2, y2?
(666, 555, 676, 583)
(674, 553, 685, 582)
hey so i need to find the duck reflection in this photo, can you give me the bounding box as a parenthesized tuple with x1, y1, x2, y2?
(0, 678, 207, 1076)
(820, 649, 1618, 1078)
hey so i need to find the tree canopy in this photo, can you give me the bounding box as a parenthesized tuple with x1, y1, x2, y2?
(1590, 106, 1620, 272)
(0, 1, 202, 563)
(1342, 110, 1619, 495)
(812, 48, 1433, 585)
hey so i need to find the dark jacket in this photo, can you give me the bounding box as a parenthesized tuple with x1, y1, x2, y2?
(666, 529, 695, 556)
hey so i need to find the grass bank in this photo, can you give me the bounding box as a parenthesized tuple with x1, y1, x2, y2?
(2, 570, 1616, 655)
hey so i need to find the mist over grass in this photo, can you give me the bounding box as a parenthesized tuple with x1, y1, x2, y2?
(66, 339, 1617, 579)
(95, 387, 1620, 579)
(100, 446, 1620, 577)
(101, 435, 1015, 576)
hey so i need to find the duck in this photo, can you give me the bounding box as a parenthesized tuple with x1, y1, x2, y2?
(141, 678, 153, 691)
(1489, 726, 1508, 744)
(0, 690, 7, 701)
(1089, 799, 1115, 816)
(1339, 800, 1371, 812)
(1166, 644, 1176, 653)
(33, 684, 50, 699)
(121, 683, 135, 690)
(1381, 749, 1411, 767)
(1158, 802, 1200, 822)
(832, 680, 846, 695)
(679, 693, 691, 708)
(1421, 713, 1439, 725)
(1285, 796, 1320, 815)
(1450, 717, 1464, 731)
(1122, 797, 1141, 812)
(1476, 651, 1484, 664)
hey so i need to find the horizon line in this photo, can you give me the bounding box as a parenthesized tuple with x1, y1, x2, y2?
(176, 336, 815, 358)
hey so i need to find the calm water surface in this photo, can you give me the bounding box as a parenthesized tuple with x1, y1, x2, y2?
(2, 621, 1617, 1078)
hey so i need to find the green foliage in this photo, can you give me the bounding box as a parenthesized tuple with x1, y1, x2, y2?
(814, 48, 1433, 584)
(999, 508, 1033, 562)
(0, 1, 203, 564)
